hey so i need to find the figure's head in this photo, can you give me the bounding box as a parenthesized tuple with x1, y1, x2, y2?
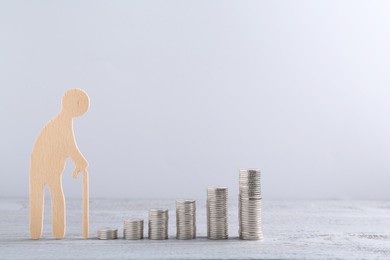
(61, 89, 90, 117)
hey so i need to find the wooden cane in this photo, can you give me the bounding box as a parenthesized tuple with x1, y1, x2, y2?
(82, 170, 89, 239)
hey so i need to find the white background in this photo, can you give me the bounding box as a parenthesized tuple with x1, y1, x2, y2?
(1, 0, 390, 200)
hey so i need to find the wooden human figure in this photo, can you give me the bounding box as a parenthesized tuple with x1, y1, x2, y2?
(30, 89, 90, 239)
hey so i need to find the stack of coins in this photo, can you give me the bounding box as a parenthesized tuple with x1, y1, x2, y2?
(207, 187, 228, 240)
(176, 199, 196, 240)
(97, 227, 118, 240)
(148, 209, 169, 240)
(123, 219, 144, 240)
(239, 169, 263, 240)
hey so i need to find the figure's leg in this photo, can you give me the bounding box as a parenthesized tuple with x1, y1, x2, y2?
(30, 180, 44, 239)
(48, 178, 66, 239)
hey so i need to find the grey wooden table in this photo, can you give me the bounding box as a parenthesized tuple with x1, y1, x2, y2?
(0, 198, 389, 259)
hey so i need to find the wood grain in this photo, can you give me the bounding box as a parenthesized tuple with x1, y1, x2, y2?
(29, 89, 90, 240)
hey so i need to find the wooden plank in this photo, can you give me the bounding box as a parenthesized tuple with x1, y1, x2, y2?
(0, 198, 389, 259)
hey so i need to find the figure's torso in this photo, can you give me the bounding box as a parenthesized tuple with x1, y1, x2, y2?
(30, 114, 73, 181)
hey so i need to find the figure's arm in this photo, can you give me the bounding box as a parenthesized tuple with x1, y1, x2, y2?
(66, 126, 88, 176)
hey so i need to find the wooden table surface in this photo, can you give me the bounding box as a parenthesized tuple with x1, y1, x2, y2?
(0, 198, 389, 259)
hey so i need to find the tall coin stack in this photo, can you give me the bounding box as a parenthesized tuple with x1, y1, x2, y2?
(207, 187, 228, 240)
(148, 209, 169, 240)
(123, 219, 144, 240)
(239, 169, 263, 240)
(176, 199, 196, 240)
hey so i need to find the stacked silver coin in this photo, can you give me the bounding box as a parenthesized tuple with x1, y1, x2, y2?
(148, 209, 169, 240)
(176, 199, 196, 239)
(97, 227, 118, 240)
(207, 187, 228, 240)
(239, 169, 263, 240)
(123, 219, 144, 240)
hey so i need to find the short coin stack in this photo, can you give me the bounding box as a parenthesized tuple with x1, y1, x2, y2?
(207, 187, 228, 240)
(239, 169, 263, 240)
(176, 199, 196, 239)
(97, 227, 118, 240)
(123, 219, 144, 240)
(148, 209, 169, 240)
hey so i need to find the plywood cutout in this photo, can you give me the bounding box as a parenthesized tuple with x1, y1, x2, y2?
(30, 89, 90, 239)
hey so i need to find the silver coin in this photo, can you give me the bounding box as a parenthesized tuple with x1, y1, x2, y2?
(207, 187, 228, 240)
(97, 227, 118, 240)
(176, 199, 196, 240)
(123, 219, 144, 240)
(148, 208, 169, 240)
(239, 169, 263, 240)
